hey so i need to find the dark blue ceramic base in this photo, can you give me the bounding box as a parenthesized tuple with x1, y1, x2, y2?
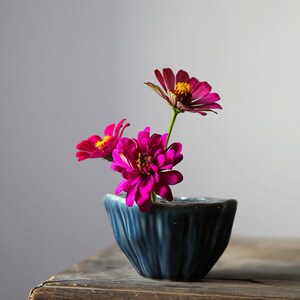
(103, 194, 237, 281)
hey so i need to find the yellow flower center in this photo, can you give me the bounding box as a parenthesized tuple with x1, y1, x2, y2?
(95, 135, 111, 149)
(174, 82, 191, 96)
(173, 82, 192, 106)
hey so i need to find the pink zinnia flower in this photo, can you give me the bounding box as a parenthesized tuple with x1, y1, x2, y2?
(76, 119, 130, 162)
(111, 127, 183, 212)
(145, 68, 222, 115)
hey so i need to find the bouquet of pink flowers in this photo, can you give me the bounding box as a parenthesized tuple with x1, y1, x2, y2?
(76, 68, 221, 212)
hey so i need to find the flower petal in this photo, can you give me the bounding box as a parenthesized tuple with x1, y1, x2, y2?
(159, 171, 183, 185)
(111, 150, 134, 173)
(154, 183, 173, 201)
(168, 142, 182, 157)
(198, 92, 221, 103)
(167, 91, 178, 107)
(120, 138, 139, 166)
(165, 149, 175, 162)
(126, 176, 141, 191)
(157, 154, 166, 167)
(87, 135, 101, 144)
(192, 82, 212, 99)
(121, 169, 140, 181)
(115, 179, 127, 194)
(136, 176, 154, 205)
(76, 151, 90, 161)
(76, 140, 94, 151)
(138, 127, 150, 140)
(126, 187, 137, 207)
(192, 103, 222, 110)
(90, 149, 105, 158)
(137, 128, 151, 152)
(163, 68, 175, 91)
(114, 118, 130, 137)
(160, 133, 168, 148)
(144, 82, 168, 100)
(154, 69, 167, 92)
(104, 123, 115, 136)
(188, 77, 199, 90)
(169, 143, 183, 166)
(138, 199, 153, 212)
(176, 70, 189, 83)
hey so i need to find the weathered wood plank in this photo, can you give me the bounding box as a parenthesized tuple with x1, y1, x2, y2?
(29, 238, 300, 299)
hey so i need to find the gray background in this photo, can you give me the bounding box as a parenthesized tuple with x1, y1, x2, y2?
(1, 0, 300, 299)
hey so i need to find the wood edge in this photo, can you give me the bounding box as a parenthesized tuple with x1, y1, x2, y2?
(28, 283, 272, 300)
(28, 281, 46, 300)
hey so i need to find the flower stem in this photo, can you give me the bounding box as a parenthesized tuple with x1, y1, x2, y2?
(166, 109, 179, 146)
(151, 190, 157, 202)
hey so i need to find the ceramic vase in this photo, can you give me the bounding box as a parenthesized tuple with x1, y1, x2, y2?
(103, 193, 237, 281)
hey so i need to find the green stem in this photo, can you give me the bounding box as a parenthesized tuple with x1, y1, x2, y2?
(151, 190, 157, 202)
(166, 109, 179, 146)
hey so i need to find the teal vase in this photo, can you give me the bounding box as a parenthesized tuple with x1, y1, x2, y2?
(103, 193, 237, 281)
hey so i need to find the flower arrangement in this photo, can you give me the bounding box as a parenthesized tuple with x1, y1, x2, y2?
(76, 68, 221, 212)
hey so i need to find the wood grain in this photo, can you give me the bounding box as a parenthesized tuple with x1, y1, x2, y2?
(29, 238, 300, 299)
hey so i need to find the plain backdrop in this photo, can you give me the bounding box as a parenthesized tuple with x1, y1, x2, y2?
(0, 0, 300, 299)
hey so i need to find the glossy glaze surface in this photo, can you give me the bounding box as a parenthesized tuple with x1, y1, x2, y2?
(104, 193, 237, 280)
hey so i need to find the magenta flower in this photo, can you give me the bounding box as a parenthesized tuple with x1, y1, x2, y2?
(76, 119, 130, 162)
(145, 68, 222, 115)
(111, 127, 183, 212)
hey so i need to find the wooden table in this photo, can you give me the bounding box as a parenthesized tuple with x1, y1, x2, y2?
(29, 238, 300, 299)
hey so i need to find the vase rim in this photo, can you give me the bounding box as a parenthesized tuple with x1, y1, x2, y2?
(104, 193, 237, 207)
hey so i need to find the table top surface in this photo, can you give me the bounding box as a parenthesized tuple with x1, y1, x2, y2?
(29, 238, 300, 299)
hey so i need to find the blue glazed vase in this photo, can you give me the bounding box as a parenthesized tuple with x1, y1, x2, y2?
(103, 193, 237, 281)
